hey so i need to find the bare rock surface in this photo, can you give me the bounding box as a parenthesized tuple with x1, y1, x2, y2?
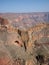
(0, 13, 49, 65)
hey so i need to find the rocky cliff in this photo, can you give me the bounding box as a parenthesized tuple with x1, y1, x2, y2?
(0, 13, 49, 65)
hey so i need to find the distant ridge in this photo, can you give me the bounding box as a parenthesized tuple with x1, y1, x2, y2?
(0, 12, 49, 28)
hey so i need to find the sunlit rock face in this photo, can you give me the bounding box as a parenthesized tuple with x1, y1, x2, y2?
(0, 13, 49, 65)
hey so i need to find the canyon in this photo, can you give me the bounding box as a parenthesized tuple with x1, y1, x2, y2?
(0, 12, 49, 65)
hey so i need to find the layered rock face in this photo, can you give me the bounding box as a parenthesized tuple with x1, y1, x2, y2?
(0, 14, 49, 65)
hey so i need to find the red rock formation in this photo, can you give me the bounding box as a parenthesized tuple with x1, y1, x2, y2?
(0, 51, 13, 65)
(0, 17, 9, 26)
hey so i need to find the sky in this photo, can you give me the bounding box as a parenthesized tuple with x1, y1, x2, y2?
(0, 0, 49, 13)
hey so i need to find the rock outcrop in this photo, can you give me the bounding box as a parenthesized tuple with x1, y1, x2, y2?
(0, 15, 49, 65)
